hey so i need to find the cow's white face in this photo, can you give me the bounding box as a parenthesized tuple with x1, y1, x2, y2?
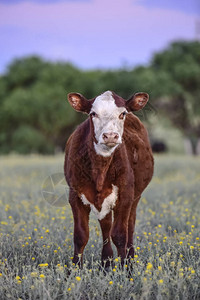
(68, 90, 149, 157)
(90, 91, 127, 157)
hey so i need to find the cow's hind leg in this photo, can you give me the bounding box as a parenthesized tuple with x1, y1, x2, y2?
(99, 212, 113, 270)
(127, 197, 140, 258)
(69, 189, 90, 267)
(111, 201, 131, 264)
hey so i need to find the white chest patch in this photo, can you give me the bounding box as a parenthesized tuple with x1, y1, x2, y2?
(80, 185, 118, 220)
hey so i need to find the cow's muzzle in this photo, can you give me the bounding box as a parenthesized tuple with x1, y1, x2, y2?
(102, 132, 119, 148)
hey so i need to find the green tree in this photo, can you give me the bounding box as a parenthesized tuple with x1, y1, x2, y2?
(0, 57, 85, 153)
(150, 41, 200, 154)
(5, 56, 47, 90)
(1, 41, 200, 154)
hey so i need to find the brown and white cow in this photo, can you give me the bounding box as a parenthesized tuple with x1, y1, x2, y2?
(64, 91, 154, 268)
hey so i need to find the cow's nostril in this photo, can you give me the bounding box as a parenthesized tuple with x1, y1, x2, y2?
(114, 133, 119, 140)
(103, 133, 108, 140)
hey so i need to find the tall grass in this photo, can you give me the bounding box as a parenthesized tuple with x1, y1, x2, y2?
(0, 155, 200, 299)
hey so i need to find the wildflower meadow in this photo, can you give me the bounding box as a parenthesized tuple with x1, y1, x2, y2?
(0, 155, 200, 299)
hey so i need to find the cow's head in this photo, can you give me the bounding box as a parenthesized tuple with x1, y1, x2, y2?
(68, 91, 149, 157)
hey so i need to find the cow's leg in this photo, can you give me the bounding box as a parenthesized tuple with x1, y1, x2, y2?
(69, 189, 90, 267)
(111, 198, 132, 263)
(127, 197, 140, 258)
(99, 212, 113, 269)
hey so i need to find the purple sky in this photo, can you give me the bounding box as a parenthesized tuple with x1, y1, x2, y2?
(0, 0, 199, 74)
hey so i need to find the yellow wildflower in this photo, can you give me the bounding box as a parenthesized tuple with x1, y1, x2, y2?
(170, 262, 175, 267)
(76, 276, 81, 281)
(39, 263, 48, 267)
(15, 276, 21, 280)
(146, 263, 153, 270)
(1, 221, 8, 225)
(31, 272, 38, 278)
(130, 278, 134, 282)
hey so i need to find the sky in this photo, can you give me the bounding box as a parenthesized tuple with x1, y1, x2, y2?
(0, 0, 199, 74)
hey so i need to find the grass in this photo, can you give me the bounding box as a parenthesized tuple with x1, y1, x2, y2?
(0, 154, 200, 299)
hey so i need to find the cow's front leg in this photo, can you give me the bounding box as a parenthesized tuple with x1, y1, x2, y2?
(99, 212, 113, 270)
(111, 194, 132, 263)
(69, 189, 90, 267)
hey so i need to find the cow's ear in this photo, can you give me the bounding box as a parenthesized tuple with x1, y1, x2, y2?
(126, 92, 149, 112)
(67, 93, 92, 114)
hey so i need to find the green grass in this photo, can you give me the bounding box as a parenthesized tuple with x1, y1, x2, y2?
(0, 155, 200, 299)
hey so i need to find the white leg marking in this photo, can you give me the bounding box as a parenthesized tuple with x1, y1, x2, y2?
(80, 185, 118, 220)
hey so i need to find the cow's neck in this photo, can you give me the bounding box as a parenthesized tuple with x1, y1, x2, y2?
(88, 141, 114, 193)
(93, 154, 113, 192)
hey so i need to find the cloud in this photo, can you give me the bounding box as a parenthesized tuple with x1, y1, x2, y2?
(0, 0, 197, 71)
(0, 0, 195, 36)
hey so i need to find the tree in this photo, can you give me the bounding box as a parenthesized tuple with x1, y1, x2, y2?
(0, 57, 84, 153)
(150, 41, 200, 155)
(1, 41, 200, 154)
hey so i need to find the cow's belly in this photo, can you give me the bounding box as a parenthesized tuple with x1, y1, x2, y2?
(80, 184, 118, 220)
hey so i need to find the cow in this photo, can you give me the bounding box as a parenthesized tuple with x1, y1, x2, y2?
(64, 91, 154, 269)
(151, 140, 167, 153)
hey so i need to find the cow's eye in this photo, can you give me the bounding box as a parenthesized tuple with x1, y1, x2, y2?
(119, 111, 127, 119)
(90, 111, 97, 117)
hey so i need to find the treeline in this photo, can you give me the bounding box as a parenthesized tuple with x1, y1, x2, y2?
(0, 40, 200, 154)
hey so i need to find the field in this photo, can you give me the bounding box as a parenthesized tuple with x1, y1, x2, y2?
(0, 155, 200, 300)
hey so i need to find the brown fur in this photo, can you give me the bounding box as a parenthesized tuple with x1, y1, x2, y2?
(64, 97, 154, 267)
